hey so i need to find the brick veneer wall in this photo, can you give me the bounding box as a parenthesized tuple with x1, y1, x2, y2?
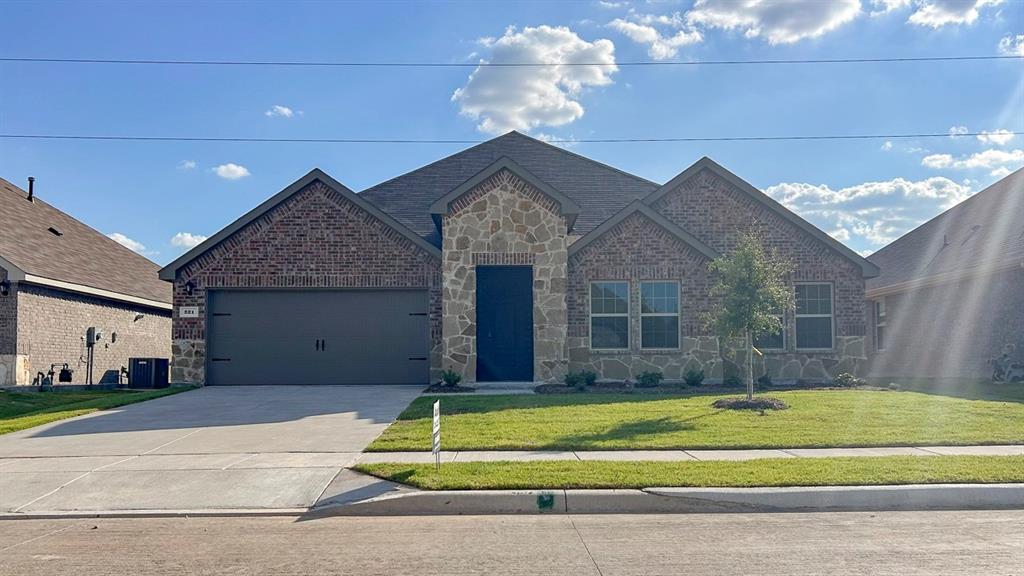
(0, 268, 15, 355)
(867, 266, 1024, 380)
(565, 168, 869, 381)
(441, 168, 569, 383)
(14, 284, 170, 384)
(170, 180, 442, 384)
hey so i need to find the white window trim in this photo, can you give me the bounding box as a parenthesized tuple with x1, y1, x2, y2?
(874, 299, 887, 352)
(640, 280, 681, 351)
(589, 280, 630, 351)
(754, 311, 787, 351)
(794, 281, 835, 351)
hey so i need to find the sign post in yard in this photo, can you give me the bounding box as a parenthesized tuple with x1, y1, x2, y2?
(432, 400, 441, 471)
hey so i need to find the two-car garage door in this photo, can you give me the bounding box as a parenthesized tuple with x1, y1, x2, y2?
(206, 290, 429, 385)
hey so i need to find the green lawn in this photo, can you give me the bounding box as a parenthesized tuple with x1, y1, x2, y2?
(0, 387, 194, 435)
(367, 390, 1024, 452)
(356, 455, 1024, 490)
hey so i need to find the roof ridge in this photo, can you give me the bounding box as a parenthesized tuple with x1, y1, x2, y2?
(359, 134, 515, 195)
(503, 131, 661, 188)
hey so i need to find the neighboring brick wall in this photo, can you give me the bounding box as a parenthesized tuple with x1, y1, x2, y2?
(0, 268, 16, 355)
(650, 168, 866, 339)
(867, 266, 1024, 380)
(171, 180, 442, 384)
(15, 284, 170, 384)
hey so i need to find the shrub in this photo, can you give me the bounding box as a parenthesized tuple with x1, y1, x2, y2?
(563, 371, 584, 390)
(832, 372, 867, 388)
(712, 397, 789, 411)
(441, 368, 462, 387)
(683, 368, 705, 387)
(636, 371, 664, 388)
(582, 370, 598, 387)
(756, 373, 773, 389)
(723, 374, 743, 387)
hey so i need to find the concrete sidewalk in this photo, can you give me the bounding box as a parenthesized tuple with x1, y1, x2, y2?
(356, 444, 1024, 464)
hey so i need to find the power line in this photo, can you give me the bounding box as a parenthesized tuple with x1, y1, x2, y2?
(1, 131, 1018, 144)
(1, 55, 1020, 68)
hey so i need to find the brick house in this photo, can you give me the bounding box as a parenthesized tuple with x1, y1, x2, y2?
(0, 177, 172, 386)
(865, 168, 1024, 381)
(159, 132, 877, 385)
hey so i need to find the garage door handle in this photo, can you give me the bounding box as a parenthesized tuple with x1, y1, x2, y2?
(314, 339, 320, 351)
(322, 339, 326, 352)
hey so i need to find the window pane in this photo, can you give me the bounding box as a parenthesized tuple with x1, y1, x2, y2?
(796, 317, 833, 349)
(642, 316, 679, 349)
(592, 316, 629, 349)
(876, 326, 885, 351)
(641, 282, 678, 314)
(797, 284, 832, 315)
(591, 282, 628, 314)
(754, 327, 784, 350)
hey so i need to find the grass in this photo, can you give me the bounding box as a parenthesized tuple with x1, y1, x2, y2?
(0, 387, 194, 435)
(356, 455, 1024, 490)
(367, 389, 1024, 452)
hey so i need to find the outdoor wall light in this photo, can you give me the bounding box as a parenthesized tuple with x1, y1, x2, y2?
(184, 280, 195, 296)
(0, 280, 9, 297)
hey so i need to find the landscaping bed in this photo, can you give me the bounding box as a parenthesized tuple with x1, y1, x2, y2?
(367, 389, 1024, 452)
(0, 386, 194, 435)
(356, 455, 1024, 490)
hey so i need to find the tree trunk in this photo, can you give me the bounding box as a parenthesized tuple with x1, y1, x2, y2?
(745, 329, 754, 401)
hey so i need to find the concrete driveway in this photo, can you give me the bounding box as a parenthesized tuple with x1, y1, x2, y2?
(0, 386, 423, 513)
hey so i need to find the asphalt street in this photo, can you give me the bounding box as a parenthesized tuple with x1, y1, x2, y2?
(0, 510, 1020, 575)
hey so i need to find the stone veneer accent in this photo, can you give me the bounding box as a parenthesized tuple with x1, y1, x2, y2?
(441, 168, 569, 382)
(170, 180, 442, 384)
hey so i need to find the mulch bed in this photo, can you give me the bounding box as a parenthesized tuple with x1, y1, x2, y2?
(424, 384, 477, 393)
(711, 397, 789, 411)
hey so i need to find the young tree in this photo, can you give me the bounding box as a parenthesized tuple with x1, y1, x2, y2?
(707, 231, 795, 400)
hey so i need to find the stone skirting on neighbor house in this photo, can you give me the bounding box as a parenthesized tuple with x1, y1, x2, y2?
(441, 168, 570, 383)
(568, 335, 867, 382)
(0, 354, 31, 386)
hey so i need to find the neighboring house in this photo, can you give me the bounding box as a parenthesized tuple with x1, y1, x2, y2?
(159, 132, 877, 386)
(0, 177, 172, 386)
(866, 168, 1024, 381)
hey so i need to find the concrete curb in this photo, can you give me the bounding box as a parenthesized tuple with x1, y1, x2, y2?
(315, 483, 1024, 516)
(0, 508, 310, 521)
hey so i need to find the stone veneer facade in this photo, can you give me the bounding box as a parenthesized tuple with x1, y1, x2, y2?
(567, 168, 868, 382)
(440, 168, 569, 383)
(170, 180, 442, 384)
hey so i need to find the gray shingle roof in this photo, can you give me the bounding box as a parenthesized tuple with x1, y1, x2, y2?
(867, 167, 1024, 292)
(0, 177, 171, 305)
(359, 131, 658, 244)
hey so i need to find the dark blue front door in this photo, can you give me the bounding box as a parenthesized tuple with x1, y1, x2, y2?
(476, 266, 534, 382)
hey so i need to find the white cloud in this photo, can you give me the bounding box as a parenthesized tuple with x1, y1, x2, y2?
(685, 0, 861, 44)
(264, 105, 297, 118)
(990, 166, 1013, 178)
(766, 176, 972, 246)
(907, 0, 1003, 28)
(597, 0, 628, 8)
(870, 0, 912, 15)
(609, 12, 703, 60)
(922, 148, 1024, 171)
(881, 140, 894, 151)
(999, 34, 1024, 56)
(170, 232, 208, 249)
(976, 129, 1015, 145)
(177, 160, 197, 170)
(452, 25, 617, 134)
(106, 232, 149, 255)
(213, 163, 251, 180)
(948, 125, 969, 138)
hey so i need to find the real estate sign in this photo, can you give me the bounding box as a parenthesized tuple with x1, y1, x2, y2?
(432, 400, 441, 470)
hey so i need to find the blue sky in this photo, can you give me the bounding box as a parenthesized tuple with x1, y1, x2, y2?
(1, 0, 1021, 263)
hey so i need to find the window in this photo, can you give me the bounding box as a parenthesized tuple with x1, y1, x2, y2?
(795, 283, 833, 349)
(590, 282, 629, 349)
(641, 282, 679, 349)
(754, 310, 785, 350)
(874, 299, 887, 351)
